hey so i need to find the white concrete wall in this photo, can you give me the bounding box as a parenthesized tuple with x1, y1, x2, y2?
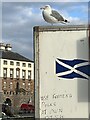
(35, 26, 89, 118)
(0, 59, 2, 91)
(0, 58, 3, 119)
(0, 59, 1, 77)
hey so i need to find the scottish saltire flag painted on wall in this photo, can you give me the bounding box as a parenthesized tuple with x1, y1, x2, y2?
(56, 58, 90, 79)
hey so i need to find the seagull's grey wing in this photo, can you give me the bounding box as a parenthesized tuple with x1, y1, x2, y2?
(51, 10, 64, 21)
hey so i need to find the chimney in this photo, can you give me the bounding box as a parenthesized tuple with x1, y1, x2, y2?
(0, 43, 5, 50)
(5, 44, 12, 51)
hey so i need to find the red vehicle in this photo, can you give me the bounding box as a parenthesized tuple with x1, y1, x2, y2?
(20, 104, 34, 113)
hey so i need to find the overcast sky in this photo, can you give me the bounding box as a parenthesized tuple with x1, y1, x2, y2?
(1, 1, 89, 60)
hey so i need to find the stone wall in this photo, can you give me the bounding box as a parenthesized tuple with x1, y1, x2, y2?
(2, 77, 34, 114)
(2, 92, 34, 114)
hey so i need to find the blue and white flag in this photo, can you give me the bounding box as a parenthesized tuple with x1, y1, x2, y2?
(56, 58, 90, 79)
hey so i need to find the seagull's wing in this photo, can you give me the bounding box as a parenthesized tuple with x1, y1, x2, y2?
(51, 10, 64, 21)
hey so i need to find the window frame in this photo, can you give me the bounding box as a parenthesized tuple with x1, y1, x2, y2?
(3, 60, 7, 65)
(10, 68, 14, 79)
(10, 61, 14, 65)
(28, 63, 31, 68)
(22, 63, 26, 67)
(22, 70, 26, 80)
(16, 68, 20, 79)
(28, 70, 31, 80)
(3, 68, 7, 79)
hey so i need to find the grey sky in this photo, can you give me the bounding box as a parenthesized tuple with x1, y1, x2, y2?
(2, 1, 89, 60)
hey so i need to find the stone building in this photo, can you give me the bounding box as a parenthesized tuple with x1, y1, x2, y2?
(0, 43, 34, 113)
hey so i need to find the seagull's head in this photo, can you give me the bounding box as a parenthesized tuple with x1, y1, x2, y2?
(40, 5, 51, 11)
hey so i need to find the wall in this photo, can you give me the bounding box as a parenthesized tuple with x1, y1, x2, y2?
(34, 26, 89, 118)
(1, 59, 34, 80)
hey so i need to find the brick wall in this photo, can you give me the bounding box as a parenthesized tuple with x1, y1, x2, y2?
(2, 77, 34, 114)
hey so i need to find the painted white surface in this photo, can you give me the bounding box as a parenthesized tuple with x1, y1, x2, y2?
(0, 59, 2, 92)
(35, 27, 89, 118)
(0, 59, 34, 80)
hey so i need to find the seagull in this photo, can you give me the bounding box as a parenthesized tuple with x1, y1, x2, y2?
(40, 5, 69, 24)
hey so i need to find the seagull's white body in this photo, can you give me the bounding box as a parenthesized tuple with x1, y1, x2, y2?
(42, 6, 57, 23)
(40, 5, 69, 24)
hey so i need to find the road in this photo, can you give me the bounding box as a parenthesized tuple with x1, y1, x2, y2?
(2, 112, 34, 120)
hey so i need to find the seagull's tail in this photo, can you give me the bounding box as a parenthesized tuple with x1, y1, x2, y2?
(60, 19, 70, 24)
(64, 19, 70, 23)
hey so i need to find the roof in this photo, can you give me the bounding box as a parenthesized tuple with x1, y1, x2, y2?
(0, 50, 33, 62)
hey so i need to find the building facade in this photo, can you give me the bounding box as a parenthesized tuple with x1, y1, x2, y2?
(0, 43, 34, 113)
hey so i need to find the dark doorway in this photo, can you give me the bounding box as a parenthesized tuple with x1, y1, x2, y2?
(16, 82, 19, 94)
(4, 98, 12, 106)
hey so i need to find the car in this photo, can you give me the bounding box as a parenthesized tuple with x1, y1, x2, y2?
(20, 103, 34, 113)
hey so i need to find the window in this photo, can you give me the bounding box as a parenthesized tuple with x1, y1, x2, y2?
(16, 68, 20, 79)
(4, 82, 6, 89)
(28, 63, 31, 68)
(10, 82, 13, 89)
(28, 83, 30, 89)
(28, 70, 31, 80)
(22, 82, 25, 89)
(10, 69, 14, 79)
(10, 91, 12, 95)
(3, 60, 7, 65)
(16, 62, 20, 66)
(10, 61, 14, 65)
(3, 68, 7, 78)
(22, 70, 26, 80)
(4, 91, 6, 94)
(23, 82, 25, 86)
(16, 82, 19, 94)
(22, 63, 26, 67)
